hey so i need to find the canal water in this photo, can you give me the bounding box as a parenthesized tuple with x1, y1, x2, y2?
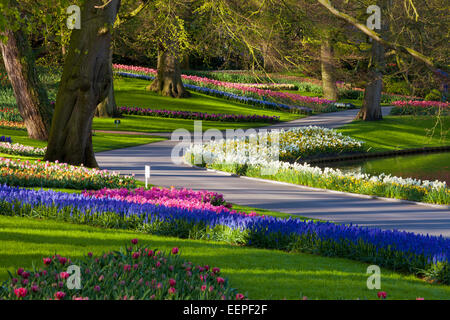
(317, 152, 450, 185)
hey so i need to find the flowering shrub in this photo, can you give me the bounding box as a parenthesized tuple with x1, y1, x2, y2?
(0, 157, 136, 189)
(0, 241, 246, 300)
(0, 142, 46, 157)
(82, 187, 258, 217)
(391, 100, 450, 116)
(119, 106, 280, 123)
(188, 126, 365, 164)
(0, 185, 448, 284)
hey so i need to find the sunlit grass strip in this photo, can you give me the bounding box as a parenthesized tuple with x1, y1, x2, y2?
(0, 185, 448, 284)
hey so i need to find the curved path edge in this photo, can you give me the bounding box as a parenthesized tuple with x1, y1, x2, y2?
(96, 107, 450, 237)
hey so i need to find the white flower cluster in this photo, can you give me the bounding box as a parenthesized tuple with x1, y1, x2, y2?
(186, 126, 447, 191)
(257, 161, 447, 190)
(0, 142, 47, 157)
(187, 126, 364, 165)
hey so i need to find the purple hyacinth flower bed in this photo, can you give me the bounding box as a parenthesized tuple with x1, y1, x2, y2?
(0, 184, 448, 284)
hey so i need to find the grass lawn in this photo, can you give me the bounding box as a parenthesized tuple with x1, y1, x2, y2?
(91, 78, 303, 133)
(0, 128, 166, 153)
(1, 215, 449, 300)
(338, 115, 450, 152)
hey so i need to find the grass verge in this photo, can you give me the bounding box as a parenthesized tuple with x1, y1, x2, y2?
(338, 116, 450, 152)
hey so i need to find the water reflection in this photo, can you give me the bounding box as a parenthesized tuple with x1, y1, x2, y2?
(317, 152, 450, 184)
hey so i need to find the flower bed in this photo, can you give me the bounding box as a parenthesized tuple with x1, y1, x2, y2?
(116, 72, 311, 114)
(119, 106, 280, 123)
(0, 107, 22, 122)
(0, 120, 26, 130)
(0, 158, 136, 190)
(114, 64, 333, 112)
(0, 136, 12, 143)
(241, 83, 298, 90)
(188, 126, 365, 164)
(82, 187, 258, 217)
(391, 100, 450, 116)
(0, 185, 448, 284)
(0, 142, 46, 157)
(0, 240, 245, 300)
(185, 128, 449, 205)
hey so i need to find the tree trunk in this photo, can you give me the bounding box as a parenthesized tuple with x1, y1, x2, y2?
(321, 36, 338, 101)
(0, 28, 52, 140)
(147, 43, 190, 98)
(44, 0, 121, 167)
(180, 53, 190, 70)
(95, 50, 118, 117)
(356, 1, 386, 121)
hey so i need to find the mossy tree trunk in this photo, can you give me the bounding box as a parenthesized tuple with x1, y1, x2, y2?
(0, 27, 52, 140)
(44, 0, 121, 167)
(321, 36, 338, 101)
(147, 42, 190, 98)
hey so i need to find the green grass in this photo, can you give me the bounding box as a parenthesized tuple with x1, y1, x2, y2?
(230, 204, 322, 221)
(339, 116, 450, 152)
(0, 128, 166, 153)
(1, 215, 449, 300)
(92, 77, 302, 133)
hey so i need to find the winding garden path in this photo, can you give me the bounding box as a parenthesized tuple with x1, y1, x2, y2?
(96, 107, 450, 237)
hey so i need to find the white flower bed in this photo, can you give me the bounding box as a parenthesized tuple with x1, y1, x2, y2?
(188, 126, 364, 164)
(0, 142, 46, 157)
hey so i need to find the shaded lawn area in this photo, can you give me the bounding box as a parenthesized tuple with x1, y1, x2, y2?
(338, 116, 450, 152)
(1, 215, 449, 300)
(0, 128, 166, 153)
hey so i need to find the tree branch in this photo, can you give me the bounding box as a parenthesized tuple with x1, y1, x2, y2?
(114, 0, 152, 28)
(317, 0, 448, 79)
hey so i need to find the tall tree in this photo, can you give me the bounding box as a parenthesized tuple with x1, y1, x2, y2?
(357, 37, 384, 120)
(0, 1, 53, 140)
(147, 37, 190, 98)
(44, 0, 121, 167)
(320, 32, 338, 101)
(95, 0, 151, 117)
(147, 0, 191, 98)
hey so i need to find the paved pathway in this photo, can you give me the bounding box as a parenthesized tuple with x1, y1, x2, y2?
(96, 108, 450, 237)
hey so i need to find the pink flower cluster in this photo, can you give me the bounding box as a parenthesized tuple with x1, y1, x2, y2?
(113, 64, 335, 106)
(82, 187, 259, 217)
(392, 100, 449, 108)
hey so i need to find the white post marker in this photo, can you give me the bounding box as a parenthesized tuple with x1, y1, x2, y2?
(145, 165, 151, 189)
